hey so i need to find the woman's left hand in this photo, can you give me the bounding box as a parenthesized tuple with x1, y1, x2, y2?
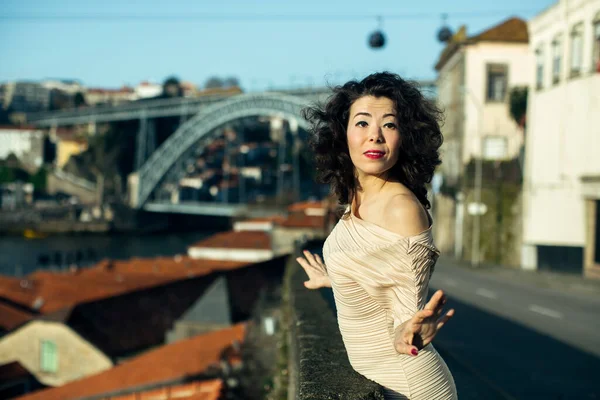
(393, 289, 455, 356)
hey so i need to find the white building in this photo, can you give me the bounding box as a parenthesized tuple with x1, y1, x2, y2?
(433, 18, 531, 261)
(135, 81, 162, 99)
(41, 79, 84, 94)
(0, 126, 45, 171)
(435, 18, 531, 187)
(523, 0, 600, 277)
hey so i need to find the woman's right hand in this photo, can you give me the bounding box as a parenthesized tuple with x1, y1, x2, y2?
(296, 249, 332, 289)
(393, 289, 455, 356)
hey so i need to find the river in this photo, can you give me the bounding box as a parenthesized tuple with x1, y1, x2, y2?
(0, 231, 215, 277)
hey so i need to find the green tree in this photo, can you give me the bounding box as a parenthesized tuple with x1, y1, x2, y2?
(204, 76, 224, 89)
(74, 92, 87, 108)
(162, 76, 183, 98)
(509, 86, 528, 128)
(29, 167, 47, 191)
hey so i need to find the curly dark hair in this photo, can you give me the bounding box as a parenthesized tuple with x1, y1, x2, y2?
(303, 71, 444, 210)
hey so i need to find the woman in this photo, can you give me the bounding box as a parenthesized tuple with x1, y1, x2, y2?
(296, 72, 457, 399)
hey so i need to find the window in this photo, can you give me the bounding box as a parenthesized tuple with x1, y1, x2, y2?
(594, 12, 600, 73)
(483, 136, 508, 160)
(570, 23, 584, 77)
(551, 36, 562, 84)
(40, 340, 58, 373)
(535, 45, 545, 89)
(486, 64, 508, 102)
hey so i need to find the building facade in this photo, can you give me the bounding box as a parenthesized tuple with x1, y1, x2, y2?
(523, 0, 600, 276)
(0, 320, 112, 387)
(434, 18, 531, 261)
(1, 82, 51, 113)
(436, 18, 530, 184)
(0, 126, 45, 171)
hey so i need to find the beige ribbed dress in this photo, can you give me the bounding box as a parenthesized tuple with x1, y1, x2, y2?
(322, 209, 458, 400)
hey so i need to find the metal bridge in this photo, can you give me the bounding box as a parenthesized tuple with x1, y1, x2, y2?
(25, 87, 331, 126)
(27, 82, 436, 214)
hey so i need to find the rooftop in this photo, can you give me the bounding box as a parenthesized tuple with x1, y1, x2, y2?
(17, 324, 245, 400)
(435, 17, 529, 71)
(0, 256, 249, 315)
(189, 230, 272, 250)
(0, 301, 34, 331)
(287, 200, 326, 212)
(106, 379, 223, 400)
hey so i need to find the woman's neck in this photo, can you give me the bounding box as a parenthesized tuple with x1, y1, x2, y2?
(354, 172, 391, 205)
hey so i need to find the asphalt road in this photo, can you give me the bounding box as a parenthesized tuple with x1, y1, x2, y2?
(430, 258, 600, 400)
(313, 245, 600, 399)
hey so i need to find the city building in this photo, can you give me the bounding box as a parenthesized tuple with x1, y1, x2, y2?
(134, 81, 162, 99)
(40, 79, 84, 95)
(0, 126, 45, 172)
(0, 82, 51, 113)
(435, 17, 530, 187)
(433, 17, 531, 261)
(0, 319, 113, 388)
(523, 0, 600, 276)
(12, 324, 244, 400)
(53, 129, 88, 169)
(0, 250, 285, 386)
(85, 86, 136, 106)
(188, 230, 280, 262)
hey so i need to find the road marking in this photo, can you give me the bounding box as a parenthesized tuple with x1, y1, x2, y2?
(528, 305, 563, 319)
(475, 288, 497, 299)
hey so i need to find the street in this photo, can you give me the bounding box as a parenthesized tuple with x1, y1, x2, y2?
(431, 258, 600, 399)
(316, 250, 600, 399)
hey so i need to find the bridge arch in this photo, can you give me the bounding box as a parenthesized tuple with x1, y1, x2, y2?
(135, 92, 315, 207)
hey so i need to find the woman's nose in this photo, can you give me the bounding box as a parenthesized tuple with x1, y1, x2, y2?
(369, 127, 384, 142)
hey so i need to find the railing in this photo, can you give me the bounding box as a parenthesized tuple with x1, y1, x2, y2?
(283, 241, 385, 399)
(25, 88, 332, 126)
(53, 169, 97, 191)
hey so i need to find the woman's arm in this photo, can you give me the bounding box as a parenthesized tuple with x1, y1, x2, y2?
(393, 289, 455, 356)
(296, 249, 332, 289)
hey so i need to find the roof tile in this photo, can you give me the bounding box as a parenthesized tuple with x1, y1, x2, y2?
(0, 301, 34, 330)
(16, 324, 244, 400)
(0, 257, 249, 314)
(189, 231, 271, 250)
(435, 17, 528, 71)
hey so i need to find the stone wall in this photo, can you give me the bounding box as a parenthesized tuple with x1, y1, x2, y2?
(47, 170, 97, 204)
(283, 243, 385, 399)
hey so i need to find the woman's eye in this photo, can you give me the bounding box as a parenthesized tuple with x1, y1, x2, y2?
(355, 121, 368, 127)
(384, 123, 397, 130)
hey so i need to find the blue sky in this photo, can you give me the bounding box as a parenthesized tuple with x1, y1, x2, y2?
(0, 0, 556, 91)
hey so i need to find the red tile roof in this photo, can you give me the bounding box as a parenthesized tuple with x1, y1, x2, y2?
(17, 324, 245, 400)
(471, 17, 528, 43)
(238, 215, 287, 225)
(108, 379, 223, 400)
(0, 257, 249, 314)
(87, 87, 134, 94)
(287, 200, 325, 212)
(0, 125, 39, 131)
(435, 17, 528, 71)
(0, 300, 34, 330)
(280, 213, 326, 229)
(189, 231, 271, 250)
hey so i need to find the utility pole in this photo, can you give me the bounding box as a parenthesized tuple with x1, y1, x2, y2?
(272, 117, 286, 205)
(290, 118, 300, 202)
(463, 87, 484, 267)
(238, 128, 246, 204)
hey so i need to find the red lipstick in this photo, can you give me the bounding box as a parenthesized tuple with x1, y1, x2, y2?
(363, 150, 385, 159)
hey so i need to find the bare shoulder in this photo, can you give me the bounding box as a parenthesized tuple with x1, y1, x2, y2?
(380, 191, 430, 237)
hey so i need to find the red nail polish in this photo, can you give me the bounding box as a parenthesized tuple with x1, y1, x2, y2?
(411, 349, 418, 356)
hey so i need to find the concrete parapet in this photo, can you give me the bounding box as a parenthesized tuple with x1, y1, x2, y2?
(283, 241, 385, 399)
